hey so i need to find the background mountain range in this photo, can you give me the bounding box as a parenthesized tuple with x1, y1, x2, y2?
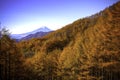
(11, 26, 52, 40)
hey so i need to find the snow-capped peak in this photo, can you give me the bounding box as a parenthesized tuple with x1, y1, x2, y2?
(31, 26, 51, 33)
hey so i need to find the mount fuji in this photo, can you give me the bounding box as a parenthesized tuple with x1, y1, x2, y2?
(11, 26, 52, 39)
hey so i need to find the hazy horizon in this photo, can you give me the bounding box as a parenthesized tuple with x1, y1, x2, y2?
(0, 0, 119, 34)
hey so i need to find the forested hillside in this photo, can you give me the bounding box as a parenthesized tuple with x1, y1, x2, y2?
(0, 1, 120, 80)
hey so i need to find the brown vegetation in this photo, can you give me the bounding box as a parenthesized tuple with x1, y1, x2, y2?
(0, 1, 120, 80)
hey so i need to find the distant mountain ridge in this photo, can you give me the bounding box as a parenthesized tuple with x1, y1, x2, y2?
(11, 26, 52, 39)
(21, 31, 52, 41)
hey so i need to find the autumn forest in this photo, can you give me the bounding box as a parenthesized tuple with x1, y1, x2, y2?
(0, 1, 120, 80)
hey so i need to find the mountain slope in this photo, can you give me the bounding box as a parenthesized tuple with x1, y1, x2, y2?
(18, 1, 120, 80)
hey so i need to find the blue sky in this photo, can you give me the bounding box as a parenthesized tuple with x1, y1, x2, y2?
(0, 0, 119, 34)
